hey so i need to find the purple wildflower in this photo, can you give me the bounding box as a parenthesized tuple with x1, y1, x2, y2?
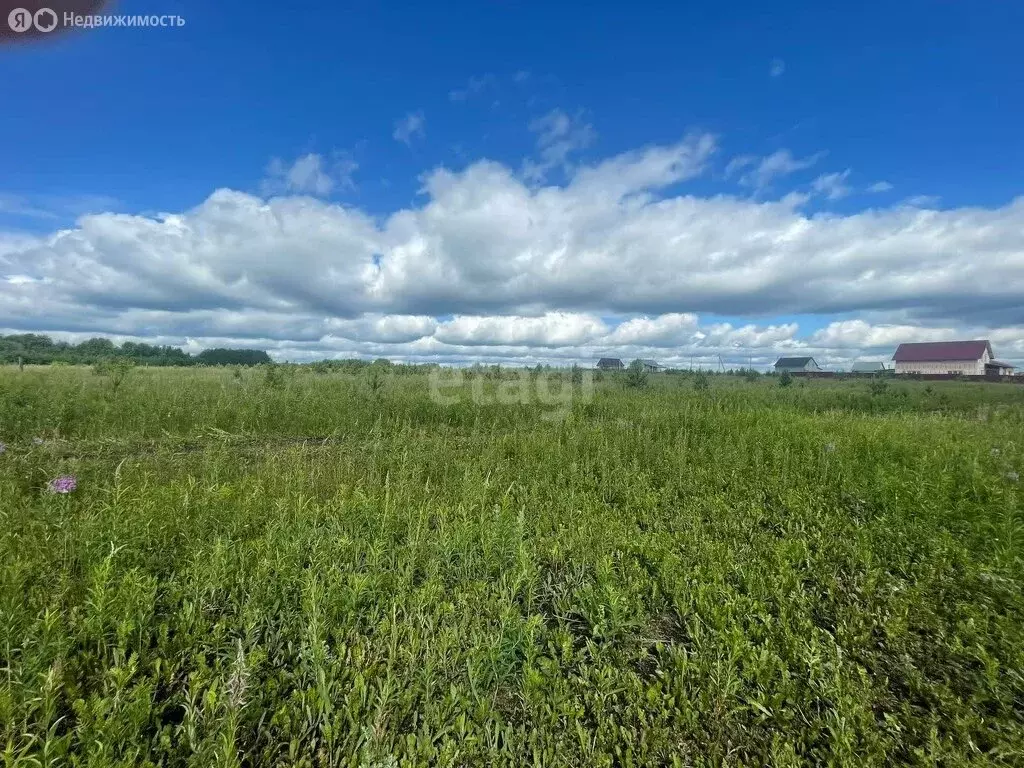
(0, 442, 6, 455)
(48, 475, 77, 494)
(32, 437, 44, 446)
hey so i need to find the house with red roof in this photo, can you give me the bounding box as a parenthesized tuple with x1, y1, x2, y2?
(892, 340, 1015, 376)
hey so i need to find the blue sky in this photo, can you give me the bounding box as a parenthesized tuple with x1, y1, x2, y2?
(1, 0, 1023, 367)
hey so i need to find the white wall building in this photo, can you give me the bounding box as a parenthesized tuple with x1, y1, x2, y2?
(774, 356, 821, 373)
(892, 340, 1014, 376)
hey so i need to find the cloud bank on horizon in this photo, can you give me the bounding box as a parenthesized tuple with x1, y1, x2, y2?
(2, 131, 1023, 369)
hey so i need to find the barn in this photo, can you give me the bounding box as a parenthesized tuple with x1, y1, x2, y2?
(596, 357, 624, 370)
(892, 340, 1015, 376)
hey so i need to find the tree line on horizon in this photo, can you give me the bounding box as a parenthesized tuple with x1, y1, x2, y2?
(1, 332, 781, 375)
(0, 333, 272, 367)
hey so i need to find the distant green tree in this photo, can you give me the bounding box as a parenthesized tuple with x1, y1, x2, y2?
(197, 348, 272, 366)
(78, 337, 117, 359)
(625, 359, 649, 389)
(0, 332, 270, 367)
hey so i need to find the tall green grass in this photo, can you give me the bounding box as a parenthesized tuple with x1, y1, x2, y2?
(1, 366, 1022, 765)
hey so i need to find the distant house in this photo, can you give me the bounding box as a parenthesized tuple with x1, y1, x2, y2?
(851, 361, 887, 373)
(892, 340, 1015, 376)
(596, 357, 624, 370)
(637, 359, 662, 372)
(774, 356, 821, 373)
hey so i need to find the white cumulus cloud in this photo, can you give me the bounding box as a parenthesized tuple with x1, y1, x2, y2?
(2, 134, 1024, 367)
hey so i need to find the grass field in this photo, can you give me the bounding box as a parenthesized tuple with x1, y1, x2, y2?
(1, 365, 1022, 766)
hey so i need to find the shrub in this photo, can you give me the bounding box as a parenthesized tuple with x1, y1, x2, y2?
(869, 378, 889, 396)
(263, 363, 285, 388)
(310, 361, 332, 375)
(92, 357, 135, 394)
(367, 366, 386, 396)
